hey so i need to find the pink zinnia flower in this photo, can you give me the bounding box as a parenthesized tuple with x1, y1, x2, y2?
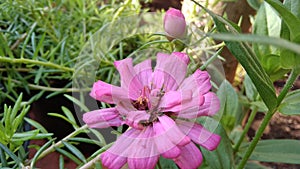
(83, 52, 221, 169)
(164, 8, 186, 39)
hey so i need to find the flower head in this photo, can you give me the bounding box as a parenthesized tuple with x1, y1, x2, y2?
(164, 8, 186, 39)
(83, 52, 221, 169)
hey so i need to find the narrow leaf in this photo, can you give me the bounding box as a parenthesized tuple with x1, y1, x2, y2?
(62, 141, 86, 163)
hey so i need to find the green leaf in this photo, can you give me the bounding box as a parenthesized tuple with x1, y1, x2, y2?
(245, 161, 271, 169)
(265, 0, 300, 40)
(61, 106, 78, 128)
(48, 113, 77, 126)
(157, 157, 178, 169)
(253, 2, 281, 59)
(244, 74, 259, 101)
(30, 139, 55, 168)
(249, 139, 300, 164)
(0, 143, 22, 165)
(216, 80, 239, 131)
(62, 141, 87, 163)
(198, 117, 234, 169)
(278, 89, 300, 115)
(59, 155, 64, 169)
(64, 94, 90, 112)
(54, 147, 82, 165)
(24, 117, 49, 134)
(197, 3, 278, 111)
(247, 0, 263, 10)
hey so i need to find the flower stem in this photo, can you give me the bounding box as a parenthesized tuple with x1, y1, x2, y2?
(237, 108, 275, 169)
(237, 69, 299, 169)
(0, 56, 74, 72)
(27, 125, 88, 165)
(233, 106, 258, 152)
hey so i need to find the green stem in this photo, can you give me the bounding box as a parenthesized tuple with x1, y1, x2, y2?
(237, 69, 299, 169)
(237, 108, 275, 169)
(233, 106, 258, 152)
(0, 56, 74, 72)
(277, 69, 299, 105)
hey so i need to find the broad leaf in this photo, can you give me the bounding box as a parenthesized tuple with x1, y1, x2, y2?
(253, 2, 281, 59)
(278, 89, 300, 115)
(216, 80, 239, 131)
(249, 139, 300, 164)
(265, 0, 300, 40)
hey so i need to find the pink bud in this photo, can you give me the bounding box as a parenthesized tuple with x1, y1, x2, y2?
(164, 8, 186, 39)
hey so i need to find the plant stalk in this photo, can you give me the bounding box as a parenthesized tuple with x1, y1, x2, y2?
(237, 69, 299, 169)
(233, 106, 258, 152)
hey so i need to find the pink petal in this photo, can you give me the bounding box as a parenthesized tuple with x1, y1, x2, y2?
(83, 108, 123, 128)
(180, 69, 212, 96)
(152, 52, 189, 91)
(133, 59, 152, 87)
(90, 80, 128, 104)
(164, 8, 186, 39)
(176, 92, 220, 118)
(171, 52, 189, 65)
(114, 58, 143, 99)
(176, 120, 221, 151)
(159, 90, 192, 111)
(153, 116, 191, 158)
(173, 142, 202, 169)
(196, 92, 220, 117)
(158, 116, 190, 146)
(100, 151, 127, 169)
(153, 120, 181, 158)
(127, 127, 159, 169)
(125, 110, 150, 129)
(163, 92, 204, 116)
(128, 156, 158, 169)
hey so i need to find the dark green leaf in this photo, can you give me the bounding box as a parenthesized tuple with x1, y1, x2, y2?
(249, 139, 300, 164)
(157, 157, 178, 169)
(0, 143, 22, 165)
(278, 89, 300, 115)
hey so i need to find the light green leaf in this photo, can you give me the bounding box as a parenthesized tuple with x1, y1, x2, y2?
(62, 141, 87, 163)
(55, 147, 82, 165)
(249, 139, 300, 164)
(216, 80, 238, 131)
(253, 2, 281, 58)
(247, 0, 263, 10)
(265, 0, 300, 40)
(64, 94, 90, 112)
(278, 89, 300, 115)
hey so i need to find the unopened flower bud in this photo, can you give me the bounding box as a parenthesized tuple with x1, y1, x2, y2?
(164, 8, 186, 40)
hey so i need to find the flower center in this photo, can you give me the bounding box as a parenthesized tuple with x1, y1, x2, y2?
(132, 86, 166, 126)
(132, 86, 151, 111)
